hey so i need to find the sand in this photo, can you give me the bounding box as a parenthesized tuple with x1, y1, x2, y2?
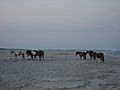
(0, 49, 120, 90)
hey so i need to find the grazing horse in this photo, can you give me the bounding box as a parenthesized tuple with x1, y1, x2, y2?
(10, 50, 15, 54)
(14, 51, 25, 60)
(96, 52, 104, 63)
(76, 51, 87, 60)
(86, 50, 97, 60)
(26, 50, 44, 60)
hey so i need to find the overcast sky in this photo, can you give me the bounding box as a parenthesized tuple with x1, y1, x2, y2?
(0, 0, 120, 50)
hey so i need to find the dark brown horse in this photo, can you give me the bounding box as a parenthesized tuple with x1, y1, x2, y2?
(26, 50, 44, 60)
(86, 50, 97, 60)
(76, 51, 87, 60)
(34, 50, 44, 60)
(96, 52, 104, 62)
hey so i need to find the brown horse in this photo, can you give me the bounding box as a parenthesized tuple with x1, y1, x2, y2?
(34, 50, 44, 60)
(26, 50, 44, 60)
(76, 51, 87, 60)
(86, 50, 97, 60)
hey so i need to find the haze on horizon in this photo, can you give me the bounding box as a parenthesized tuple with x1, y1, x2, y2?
(0, 0, 120, 50)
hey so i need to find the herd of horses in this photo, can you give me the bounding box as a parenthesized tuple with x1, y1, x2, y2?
(10, 50, 44, 60)
(10, 50, 104, 63)
(76, 50, 104, 62)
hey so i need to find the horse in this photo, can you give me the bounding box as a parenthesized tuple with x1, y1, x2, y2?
(76, 51, 87, 60)
(26, 50, 44, 60)
(35, 50, 44, 60)
(10, 50, 15, 54)
(86, 50, 97, 60)
(26, 50, 36, 60)
(96, 52, 104, 63)
(12, 51, 25, 60)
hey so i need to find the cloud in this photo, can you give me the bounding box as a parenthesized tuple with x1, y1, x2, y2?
(109, 9, 120, 16)
(110, 12, 120, 16)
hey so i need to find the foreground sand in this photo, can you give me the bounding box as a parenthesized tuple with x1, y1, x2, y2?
(0, 49, 120, 90)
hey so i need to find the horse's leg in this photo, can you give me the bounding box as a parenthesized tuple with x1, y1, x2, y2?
(90, 56, 92, 60)
(101, 56, 104, 63)
(79, 55, 81, 60)
(43, 55, 44, 60)
(93, 56, 96, 60)
(31, 55, 33, 60)
(14, 54, 18, 60)
(22, 55, 23, 60)
(84, 56, 86, 60)
(34, 56, 35, 60)
(23, 54, 25, 60)
(33, 54, 35, 60)
(36, 56, 37, 60)
(39, 56, 41, 60)
(22, 54, 24, 60)
(15, 56, 18, 60)
(34, 55, 37, 60)
(102, 56, 104, 62)
(89, 55, 92, 60)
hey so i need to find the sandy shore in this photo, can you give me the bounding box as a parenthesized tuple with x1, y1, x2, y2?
(0, 49, 120, 90)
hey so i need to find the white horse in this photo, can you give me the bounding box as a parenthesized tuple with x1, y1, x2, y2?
(15, 51, 25, 60)
(10, 51, 25, 60)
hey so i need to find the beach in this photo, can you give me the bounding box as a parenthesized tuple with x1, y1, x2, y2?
(0, 49, 120, 90)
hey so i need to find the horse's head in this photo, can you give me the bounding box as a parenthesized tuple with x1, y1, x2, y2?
(26, 50, 31, 56)
(87, 50, 93, 52)
(86, 51, 90, 54)
(76, 52, 79, 56)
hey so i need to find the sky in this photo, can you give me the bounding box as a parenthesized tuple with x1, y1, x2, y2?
(0, 0, 120, 50)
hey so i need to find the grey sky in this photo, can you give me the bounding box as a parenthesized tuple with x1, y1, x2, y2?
(0, 0, 120, 50)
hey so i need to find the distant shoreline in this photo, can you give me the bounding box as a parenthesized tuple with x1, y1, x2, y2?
(0, 47, 119, 51)
(0, 47, 120, 56)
